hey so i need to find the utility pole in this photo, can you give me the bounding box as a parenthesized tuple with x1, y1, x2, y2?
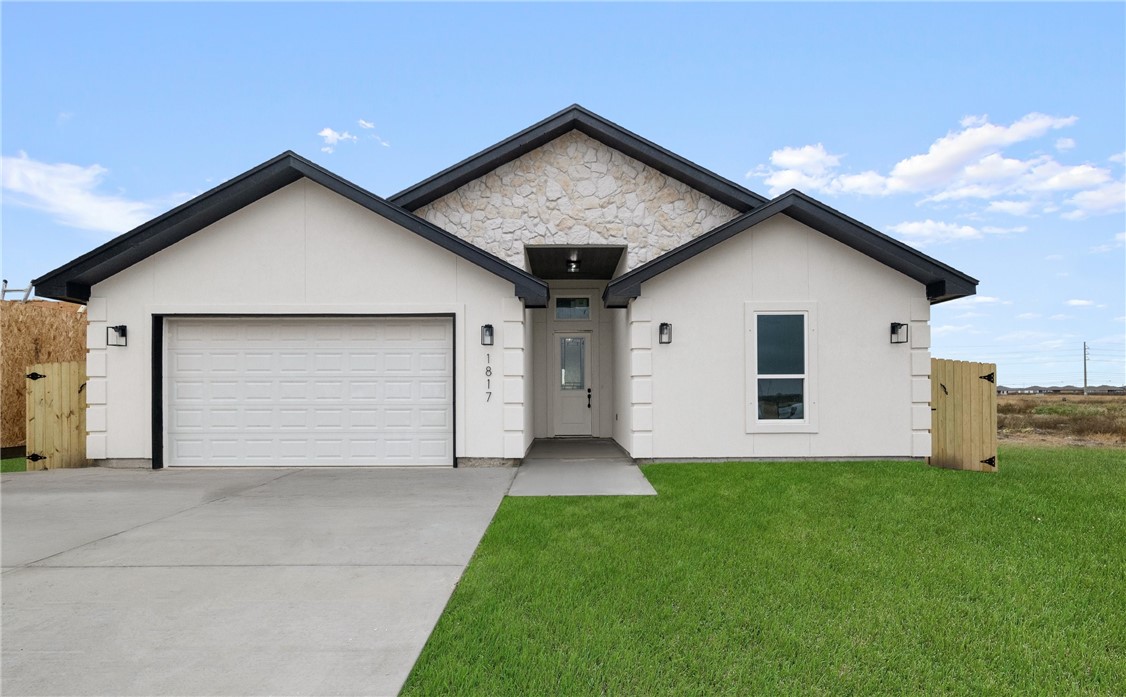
(1083, 341, 1089, 395)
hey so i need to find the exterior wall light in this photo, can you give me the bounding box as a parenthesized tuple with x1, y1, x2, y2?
(107, 325, 128, 347)
(481, 324, 494, 346)
(890, 322, 909, 344)
(658, 322, 673, 345)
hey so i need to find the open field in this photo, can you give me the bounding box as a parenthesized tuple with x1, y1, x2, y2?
(403, 446, 1125, 696)
(998, 393, 1126, 447)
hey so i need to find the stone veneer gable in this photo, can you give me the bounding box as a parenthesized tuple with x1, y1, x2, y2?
(414, 130, 741, 271)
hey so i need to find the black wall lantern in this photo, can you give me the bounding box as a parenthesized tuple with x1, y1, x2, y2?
(481, 324, 494, 346)
(890, 322, 909, 344)
(107, 325, 128, 347)
(658, 322, 673, 345)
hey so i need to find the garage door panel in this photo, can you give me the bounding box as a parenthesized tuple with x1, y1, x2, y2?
(419, 381, 449, 401)
(166, 317, 453, 466)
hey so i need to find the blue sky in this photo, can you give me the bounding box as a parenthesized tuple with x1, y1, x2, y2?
(3, 2, 1123, 386)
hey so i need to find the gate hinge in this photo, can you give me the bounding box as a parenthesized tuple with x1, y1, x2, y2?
(980, 372, 995, 384)
(26, 372, 46, 380)
(26, 453, 47, 462)
(980, 456, 996, 467)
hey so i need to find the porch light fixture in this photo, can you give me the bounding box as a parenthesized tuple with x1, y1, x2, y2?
(890, 322, 909, 344)
(658, 322, 673, 345)
(481, 324, 494, 346)
(566, 250, 580, 273)
(107, 325, 128, 347)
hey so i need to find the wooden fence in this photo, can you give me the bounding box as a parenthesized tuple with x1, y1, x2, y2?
(930, 358, 997, 472)
(1, 300, 88, 447)
(25, 361, 88, 470)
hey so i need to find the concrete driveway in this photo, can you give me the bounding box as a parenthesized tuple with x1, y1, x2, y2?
(1, 466, 515, 696)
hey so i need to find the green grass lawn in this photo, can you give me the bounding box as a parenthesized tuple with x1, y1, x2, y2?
(1, 457, 26, 473)
(403, 446, 1125, 696)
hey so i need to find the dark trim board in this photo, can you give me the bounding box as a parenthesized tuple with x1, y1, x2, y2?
(603, 190, 979, 307)
(389, 104, 768, 212)
(33, 153, 548, 307)
(152, 315, 164, 469)
(152, 313, 458, 469)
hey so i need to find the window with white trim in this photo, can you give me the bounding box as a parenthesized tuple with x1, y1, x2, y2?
(746, 303, 818, 433)
(756, 314, 806, 420)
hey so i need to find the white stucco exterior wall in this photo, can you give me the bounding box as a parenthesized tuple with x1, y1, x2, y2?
(630, 215, 931, 460)
(84, 179, 521, 463)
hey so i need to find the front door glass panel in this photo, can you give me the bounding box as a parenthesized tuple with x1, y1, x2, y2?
(560, 337, 585, 390)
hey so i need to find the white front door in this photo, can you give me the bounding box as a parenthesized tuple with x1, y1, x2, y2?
(552, 332, 592, 436)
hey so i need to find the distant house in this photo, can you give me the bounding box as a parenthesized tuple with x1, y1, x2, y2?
(33, 105, 978, 469)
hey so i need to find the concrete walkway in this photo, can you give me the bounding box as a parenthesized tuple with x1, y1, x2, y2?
(508, 439, 657, 496)
(1, 466, 515, 697)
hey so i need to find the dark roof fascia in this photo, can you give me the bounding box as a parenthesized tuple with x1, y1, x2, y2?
(603, 190, 979, 308)
(388, 104, 768, 213)
(33, 152, 549, 307)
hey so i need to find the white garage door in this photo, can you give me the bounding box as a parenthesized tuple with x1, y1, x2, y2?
(165, 317, 453, 466)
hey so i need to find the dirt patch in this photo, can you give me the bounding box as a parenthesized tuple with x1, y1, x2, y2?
(997, 394, 1126, 448)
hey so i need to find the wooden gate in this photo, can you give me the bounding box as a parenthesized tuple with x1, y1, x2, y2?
(25, 361, 88, 470)
(930, 358, 997, 472)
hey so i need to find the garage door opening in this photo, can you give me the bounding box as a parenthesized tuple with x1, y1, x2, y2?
(159, 316, 453, 467)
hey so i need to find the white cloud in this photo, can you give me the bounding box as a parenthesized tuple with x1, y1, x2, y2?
(1, 151, 157, 233)
(1044, 254, 1064, 261)
(886, 219, 1026, 246)
(832, 170, 888, 195)
(1050, 314, 1072, 321)
(357, 119, 375, 129)
(770, 143, 839, 174)
(1066, 299, 1094, 307)
(748, 112, 1122, 224)
(1089, 232, 1126, 254)
(986, 199, 1034, 216)
(1017, 313, 1042, 320)
(1110, 152, 1126, 164)
(1062, 181, 1126, 219)
(886, 113, 1076, 192)
(1023, 160, 1110, 192)
(952, 295, 1005, 305)
(317, 127, 357, 153)
(887, 220, 981, 245)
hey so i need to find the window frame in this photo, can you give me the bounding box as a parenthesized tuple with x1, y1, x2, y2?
(554, 296, 592, 322)
(745, 302, 819, 434)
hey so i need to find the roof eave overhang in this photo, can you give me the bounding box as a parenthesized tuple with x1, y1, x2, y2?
(603, 190, 979, 307)
(389, 104, 768, 213)
(33, 153, 548, 308)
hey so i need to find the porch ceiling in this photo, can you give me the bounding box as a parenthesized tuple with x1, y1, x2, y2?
(526, 245, 625, 280)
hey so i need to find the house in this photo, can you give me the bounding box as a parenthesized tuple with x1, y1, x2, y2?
(33, 105, 977, 468)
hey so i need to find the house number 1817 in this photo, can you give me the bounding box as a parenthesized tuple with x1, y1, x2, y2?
(485, 353, 492, 402)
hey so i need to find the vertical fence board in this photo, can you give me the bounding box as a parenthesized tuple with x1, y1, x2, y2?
(972, 362, 985, 471)
(930, 358, 997, 472)
(24, 361, 88, 469)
